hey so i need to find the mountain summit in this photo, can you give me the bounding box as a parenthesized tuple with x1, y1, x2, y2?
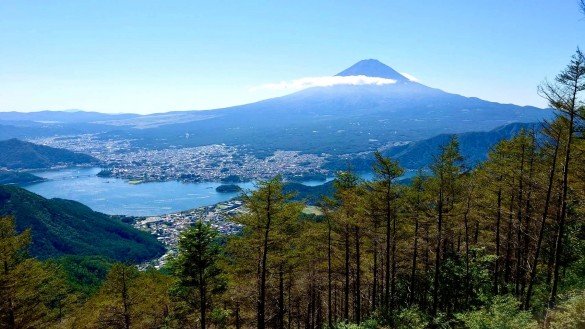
(336, 59, 409, 81)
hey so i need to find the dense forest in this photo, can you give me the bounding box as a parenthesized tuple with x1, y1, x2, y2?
(0, 138, 98, 170)
(1, 51, 585, 328)
(0, 185, 165, 262)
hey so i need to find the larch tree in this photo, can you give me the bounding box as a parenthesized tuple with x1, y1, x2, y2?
(370, 151, 403, 319)
(427, 136, 465, 317)
(229, 176, 303, 329)
(538, 49, 585, 308)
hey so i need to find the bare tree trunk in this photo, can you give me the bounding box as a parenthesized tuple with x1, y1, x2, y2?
(494, 188, 502, 295)
(327, 218, 333, 329)
(344, 226, 350, 323)
(514, 143, 526, 298)
(372, 218, 379, 312)
(549, 117, 574, 308)
(258, 186, 272, 329)
(278, 268, 285, 329)
(390, 211, 397, 319)
(235, 302, 241, 329)
(200, 273, 206, 329)
(355, 226, 361, 324)
(524, 134, 559, 309)
(410, 216, 420, 306)
(432, 189, 443, 317)
(504, 193, 515, 286)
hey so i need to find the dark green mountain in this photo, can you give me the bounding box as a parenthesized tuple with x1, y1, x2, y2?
(284, 181, 336, 205)
(0, 138, 99, 169)
(324, 122, 539, 171)
(0, 170, 46, 185)
(385, 122, 540, 168)
(0, 185, 165, 262)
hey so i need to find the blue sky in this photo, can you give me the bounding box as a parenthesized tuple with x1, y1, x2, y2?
(0, 1, 583, 114)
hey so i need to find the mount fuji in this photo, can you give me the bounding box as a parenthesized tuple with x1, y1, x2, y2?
(0, 59, 549, 156)
(102, 59, 547, 155)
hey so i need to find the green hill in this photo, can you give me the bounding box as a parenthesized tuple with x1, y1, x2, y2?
(0, 170, 46, 185)
(284, 181, 335, 205)
(0, 185, 165, 262)
(0, 138, 99, 169)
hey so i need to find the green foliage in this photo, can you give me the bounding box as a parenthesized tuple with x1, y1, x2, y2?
(49, 255, 115, 296)
(0, 51, 584, 327)
(456, 295, 538, 329)
(395, 307, 430, 329)
(71, 264, 174, 328)
(210, 308, 232, 329)
(168, 221, 226, 327)
(170, 221, 224, 293)
(331, 318, 383, 329)
(227, 176, 304, 327)
(545, 291, 585, 328)
(0, 216, 74, 328)
(0, 185, 165, 261)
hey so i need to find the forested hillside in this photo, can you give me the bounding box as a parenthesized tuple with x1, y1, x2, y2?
(0, 170, 46, 185)
(0, 185, 164, 261)
(0, 138, 98, 169)
(1, 51, 584, 329)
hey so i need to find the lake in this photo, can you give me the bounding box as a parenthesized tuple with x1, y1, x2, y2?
(23, 167, 418, 217)
(24, 167, 256, 216)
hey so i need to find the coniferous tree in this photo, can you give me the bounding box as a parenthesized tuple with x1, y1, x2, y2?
(229, 176, 303, 329)
(427, 136, 465, 317)
(170, 221, 226, 329)
(370, 151, 403, 320)
(0, 216, 57, 329)
(538, 49, 585, 307)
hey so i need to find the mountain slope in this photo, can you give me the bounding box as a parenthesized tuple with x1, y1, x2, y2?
(0, 60, 552, 156)
(100, 60, 550, 154)
(0, 170, 46, 185)
(0, 185, 165, 261)
(336, 59, 410, 81)
(0, 138, 99, 169)
(386, 122, 540, 168)
(323, 122, 539, 171)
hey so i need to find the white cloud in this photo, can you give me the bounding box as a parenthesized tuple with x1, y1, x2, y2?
(252, 75, 397, 91)
(400, 72, 420, 82)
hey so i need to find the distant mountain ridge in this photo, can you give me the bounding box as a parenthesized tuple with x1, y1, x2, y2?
(94, 60, 549, 154)
(0, 138, 99, 169)
(386, 122, 541, 168)
(0, 110, 139, 123)
(0, 59, 551, 156)
(323, 122, 540, 171)
(0, 185, 165, 261)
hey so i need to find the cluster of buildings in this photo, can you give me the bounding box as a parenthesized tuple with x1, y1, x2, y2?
(134, 199, 245, 269)
(32, 134, 329, 183)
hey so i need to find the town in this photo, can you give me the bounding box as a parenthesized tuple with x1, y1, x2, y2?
(31, 134, 329, 182)
(133, 198, 245, 269)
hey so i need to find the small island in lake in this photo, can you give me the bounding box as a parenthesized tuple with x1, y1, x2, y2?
(215, 184, 242, 193)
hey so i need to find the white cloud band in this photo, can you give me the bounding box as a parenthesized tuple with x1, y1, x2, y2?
(252, 75, 397, 91)
(400, 72, 420, 82)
